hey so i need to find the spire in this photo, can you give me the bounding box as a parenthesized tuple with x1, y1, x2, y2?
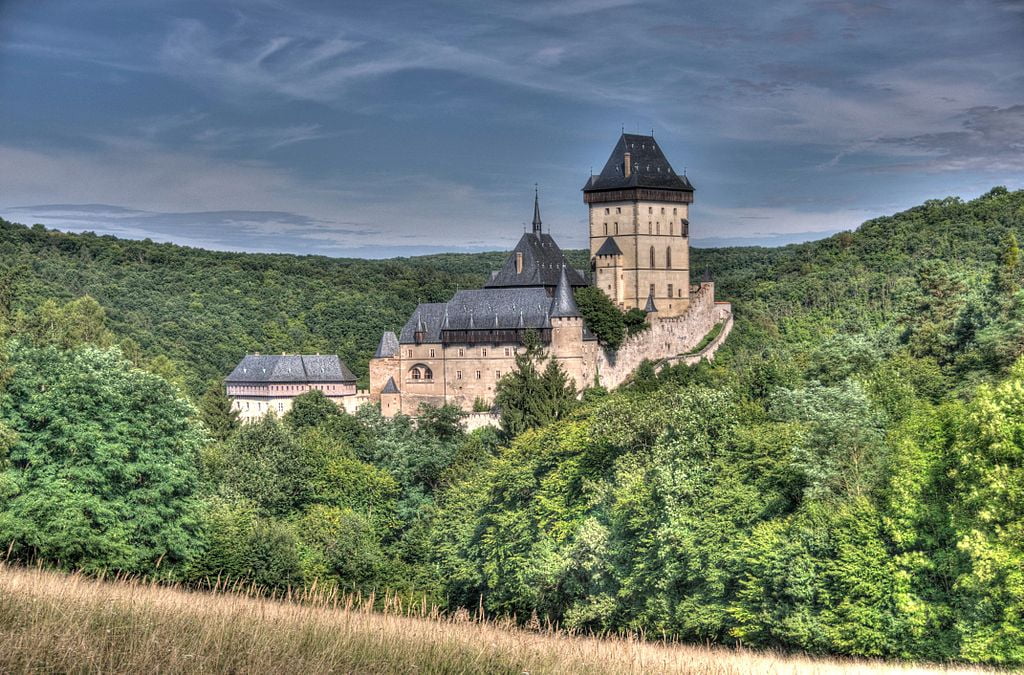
(442, 305, 450, 329)
(550, 265, 581, 318)
(532, 185, 542, 235)
(644, 290, 658, 314)
(415, 311, 425, 333)
(518, 309, 525, 328)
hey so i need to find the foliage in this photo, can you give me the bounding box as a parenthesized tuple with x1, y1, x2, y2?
(0, 343, 203, 574)
(284, 389, 341, 431)
(198, 379, 239, 442)
(493, 332, 577, 438)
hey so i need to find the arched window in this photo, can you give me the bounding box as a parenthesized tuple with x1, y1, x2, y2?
(409, 364, 433, 380)
(649, 246, 656, 268)
(666, 247, 672, 268)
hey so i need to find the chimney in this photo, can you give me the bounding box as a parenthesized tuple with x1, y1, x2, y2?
(624, 152, 632, 178)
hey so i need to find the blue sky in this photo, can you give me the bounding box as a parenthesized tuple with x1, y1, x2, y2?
(1, 0, 1022, 257)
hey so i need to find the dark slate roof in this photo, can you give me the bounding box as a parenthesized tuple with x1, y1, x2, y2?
(485, 232, 588, 289)
(381, 376, 400, 394)
(399, 288, 554, 343)
(226, 354, 357, 383)
(374, 331, 399, 358)
(595, 236, 623, 256)
(550, 266, 582, 318)
(582, 133, 694, 193)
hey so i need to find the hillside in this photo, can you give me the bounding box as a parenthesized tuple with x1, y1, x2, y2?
(1, 187, 1023, 667)
(4, 189, 1022, 395)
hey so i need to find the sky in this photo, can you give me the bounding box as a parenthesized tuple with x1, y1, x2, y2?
(0, 0, 1022, 258)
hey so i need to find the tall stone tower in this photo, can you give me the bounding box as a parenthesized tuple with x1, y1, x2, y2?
(583, 134, 694, 317)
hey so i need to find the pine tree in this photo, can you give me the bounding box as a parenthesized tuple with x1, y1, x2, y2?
(494, 331, 576, 438)
(199, 379, 240, 442)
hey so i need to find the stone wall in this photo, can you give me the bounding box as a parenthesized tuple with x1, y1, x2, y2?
(596, 282, 731, 389)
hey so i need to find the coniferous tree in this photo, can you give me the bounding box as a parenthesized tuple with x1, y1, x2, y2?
(198, 379, 239, 442)
(494, 331, 576, 438)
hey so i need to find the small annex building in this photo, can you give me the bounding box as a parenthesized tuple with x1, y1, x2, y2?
(225, 353, 363, 422)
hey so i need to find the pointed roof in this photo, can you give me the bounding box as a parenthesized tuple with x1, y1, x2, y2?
(381, 376, 400, 395)
(374, 331, 399, 358)
(583, 133, 693, 193)
(532, 187, 542, 235)
(644, 291, 658, 314)
(595, 236, 623, 256)
(550, 266, 581, 318)
(485, 232, 588, 289)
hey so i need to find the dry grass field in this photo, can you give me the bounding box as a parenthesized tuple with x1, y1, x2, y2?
(0, 563, 989, 674)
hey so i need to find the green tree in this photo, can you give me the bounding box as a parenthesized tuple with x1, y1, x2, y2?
(416, 403, 466, 442)
(948, 359, 1024, 665)
(0, 344, 203, 574)
(198, 379, 239, 442)
(284, 389, 341, 430)
(220, 416, 312, 516)
(574, 286, 627, 349)
(494, 332, 577, 438)
(14, 296, 114, 350)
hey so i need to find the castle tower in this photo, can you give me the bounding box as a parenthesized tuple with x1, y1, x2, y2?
(583, 133, 694, 317)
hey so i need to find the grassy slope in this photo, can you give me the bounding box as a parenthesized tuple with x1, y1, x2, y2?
(0, 564, 985, 675)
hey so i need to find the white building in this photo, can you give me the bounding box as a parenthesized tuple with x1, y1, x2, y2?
(225, 354, 366, 422)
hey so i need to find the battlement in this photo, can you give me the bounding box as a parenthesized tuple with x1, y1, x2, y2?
(597, 282, 731, 389)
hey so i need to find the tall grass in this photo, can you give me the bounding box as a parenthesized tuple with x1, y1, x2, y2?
(0, 563, 986, 674)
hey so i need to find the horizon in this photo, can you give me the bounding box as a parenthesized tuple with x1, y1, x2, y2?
(1, 1, 1022, 256)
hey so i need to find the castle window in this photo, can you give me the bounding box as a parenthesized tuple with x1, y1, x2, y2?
(410, 364, 433, 380)
(650, 246, 656, 268)
(656, 222, 660, 235)
(277, 402, 284, 414)
(666, 247, 672, 268)
(495, 370, 501, 379)
(476, 370, 482, 379)
(407, 349, 412, 358)
(648, 206, 653, 214)
(615, 222, 619, 234)
(650, 283, 656, 297)
(679, 288, 683, 297)
(604, 223, 608, 236)
(429, 348, 435, 358)
(481, 348, 487, 357)
(458, 347, 465, 357)
(504, 347, 511, 356)
(616, 207, 621, 214)
(605, 208, 609, 214)
(673, 208, 677, 215)
(661, 207, 665, 214)
(648, 221, 652, 234)
(681, 220, 689, 237)
(668, 283, 674, 298)
(457, 370, 463, 380)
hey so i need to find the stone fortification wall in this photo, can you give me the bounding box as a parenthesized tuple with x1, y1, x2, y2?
(597, 282, 731, 389)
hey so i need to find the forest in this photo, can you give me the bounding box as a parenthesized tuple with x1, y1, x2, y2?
(0, 186, 1022, 666)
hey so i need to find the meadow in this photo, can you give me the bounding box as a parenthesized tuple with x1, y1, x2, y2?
(0, 563, 988, 675)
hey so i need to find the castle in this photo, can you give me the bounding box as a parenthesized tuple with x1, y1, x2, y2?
(369, 133, 732, 416)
